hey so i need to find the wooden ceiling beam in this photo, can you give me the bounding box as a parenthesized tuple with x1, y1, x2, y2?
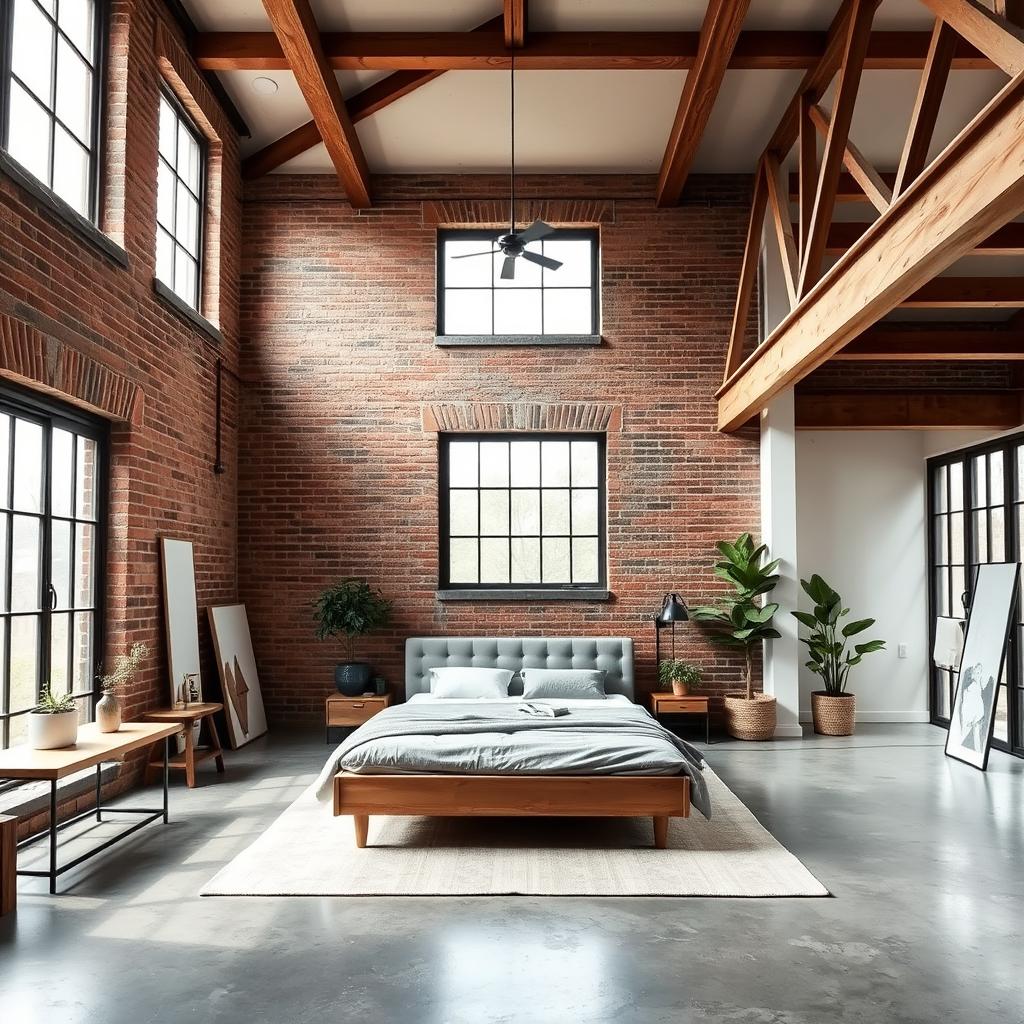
(795, 390, 1024, 429)
(835, 327, 1024, 359)
(789, 170, 896, 201)
(504, 0, 526, 48)
(193, 30, 991, 72)
(764, 152, 799, 306)
(901, 277, 1024, 307)
(656, 0, 752, 207)
(919, 0, 1024, 75)
(823, 220, 1024, 254)
(808, 102, 891, 213)
(260, 0, 370, 206)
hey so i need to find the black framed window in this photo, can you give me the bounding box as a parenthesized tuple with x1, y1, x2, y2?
(437, 229, 599, 339)
(156, 87, 205, 310)
(928, 436, 1022, 758)
(0, 383, 106, 750)
(439, 433, 606, 590)
(0, 0, 103, 220)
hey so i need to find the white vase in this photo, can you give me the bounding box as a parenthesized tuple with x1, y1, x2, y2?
(96, 692, 122, 733)
(28, 710, 79, 750)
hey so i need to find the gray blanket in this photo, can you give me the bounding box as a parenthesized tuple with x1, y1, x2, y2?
(314, 702, 710, 819)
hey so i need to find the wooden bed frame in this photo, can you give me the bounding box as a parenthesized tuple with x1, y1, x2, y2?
(333, 772, 690, 849)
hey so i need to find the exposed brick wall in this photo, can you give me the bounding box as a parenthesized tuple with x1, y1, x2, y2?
(0, 0, 241, 824)
(239, 173, 761, 722)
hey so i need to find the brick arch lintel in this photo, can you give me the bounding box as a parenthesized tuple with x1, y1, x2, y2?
(421, 402, 622, 433)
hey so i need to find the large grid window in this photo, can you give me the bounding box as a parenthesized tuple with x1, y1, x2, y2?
(156, 88, 205, 310)
(439, 434, 606, 590)
(0, 384, 105, 750)
(437, 229, 599, 338)
(0, 0, 103, 219)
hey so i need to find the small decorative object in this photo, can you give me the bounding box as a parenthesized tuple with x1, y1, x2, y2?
(658, 659, 702, 697)
(28, 685, 79, 750)
(373, 678, 388, 696)
(654, 592, 689, 664)
(208, 603, 268, 749)
(691, 534, 781, 741)
(946, 562, 1020, 770)
(313, 579, 392, 697)
(793, 575, 885, 737)
(96, 642, 148, 733)
(178, 672, 199, 708)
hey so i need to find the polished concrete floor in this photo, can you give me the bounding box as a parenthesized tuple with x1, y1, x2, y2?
(1, 724, 1022, 1024)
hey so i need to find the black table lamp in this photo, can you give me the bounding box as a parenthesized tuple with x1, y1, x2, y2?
(655, 592, 689, 663)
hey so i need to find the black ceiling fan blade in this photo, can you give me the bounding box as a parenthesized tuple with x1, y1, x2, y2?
(521, 251, 562, 271)
(500, 255, 517, 280)
(517, 219, 556, 244)
(451, 249, 499, 259)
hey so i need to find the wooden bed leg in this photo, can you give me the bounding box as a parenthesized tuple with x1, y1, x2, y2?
(653, 816, 669, 849)
(353, 815, 369, 849)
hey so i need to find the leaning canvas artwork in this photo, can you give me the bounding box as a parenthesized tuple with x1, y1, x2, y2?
(946, 562, 1020, 771)
(208, 603, 269, 749)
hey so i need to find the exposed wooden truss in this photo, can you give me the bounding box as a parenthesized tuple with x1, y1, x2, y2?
(795, 390, 1024, 429)
(807, 102, 892, 214)
(920, 0, 1024, 73)
(656, 0, 752, 207)
(504, 0, 526, 48)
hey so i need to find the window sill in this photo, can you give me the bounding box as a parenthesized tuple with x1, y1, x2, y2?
(0, 150, 130, 269)
(436, 588, 611, 602)
(435, 334, 602, 348)
(153, 279, 224, 345)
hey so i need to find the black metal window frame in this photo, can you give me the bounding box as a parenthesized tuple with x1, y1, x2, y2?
(438, 432, 607, 592)
(927, 433, 1023, 759)
(436, 228, 601, 339)
(156, 83, 207, 312)
(0, 0, 106, 223)
(0, 381, 108, 750)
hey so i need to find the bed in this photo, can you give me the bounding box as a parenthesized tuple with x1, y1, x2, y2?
(315, 637, 709, 849)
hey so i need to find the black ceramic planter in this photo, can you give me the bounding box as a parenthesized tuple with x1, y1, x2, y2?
(335, 662, 373, 696)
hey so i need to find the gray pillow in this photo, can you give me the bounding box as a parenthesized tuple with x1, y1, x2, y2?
(521, 668, 607, 700)
(429, 667, 513, 699)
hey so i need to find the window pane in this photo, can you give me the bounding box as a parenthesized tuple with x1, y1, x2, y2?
(543, 239, 592, 287)
(480, 490, 509, 535)
(541, 489, 570, 534)
(50, 611, 70, 695)
(480, 538, 509, 583)
(177, 183, 199, 255)
(543, 289, 592, 334)
(950, 512, 964, 564)
(444, 290, 492, 334)
(59, 0, 95, 58)
(510, 537, 540, 582)
(993, 686, 1008, 742)
(571, 441, 598, 487)
(479, 441, 509, 487)
(949, 461, 963, 511)
(443, 239, 493, 287)
(13, 419, 43, 513)
(493, 246, 541, 288)
(157, 159, 175, 230)
(973, 511, 988, 563)
(541, 441, 570, 486)
(494, 289, 541, 334)
(8, 81, 51, 184)
(542, 537, 571, 583)
(10, 615, 39, 713)
(448, 490, 477, 536)
(572, 537, 599, 583)
(449, 538, 477, 584)
(934, 568, 949, 616)
(75, 435, 97, 519)
(510, 441, 539, 486)
(990, 507, 1005, 561)
(75, 521, 95, 606)
(0, 515, 7, 612)
(510, 489, 539, 535)
(52, 126, 89, 216)
(447, 441, 478, 487)
(936, 669, 951, 720)
(989, 452, 1004, 506)
(174, 248, 198, 306)
(73, 610, 92, 690)
(0, 621, 5, 710)
(158, 96, 177, 161)
(572, 489, 599, 535)
(12, 0, 54, 104)
(177, 124, 201, 193)
(156, 228, 174, 285)
(0, 415, 10, 506)
(950, 566, 965, 615)
(933, 467, 948, 513)
(933, 514, 948, 565)
(972, 455, 986, 508)
(56, 38, 91, 143)
(51, 518, 71, 608)
(51, 428, 73, 517)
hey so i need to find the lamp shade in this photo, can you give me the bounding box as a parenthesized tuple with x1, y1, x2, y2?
(657, 592, 689, 624)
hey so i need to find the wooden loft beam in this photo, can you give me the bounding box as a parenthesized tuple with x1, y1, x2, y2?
(193, 30, 992, 72)
(823, 220, 1024, 253)
(789, 171, 896, 201)
(920, 0, 1024, 74)
(835, 326, 1024, 359)
(260, 0, 370, 206)
(656, 0, 752, 207)
(716, 72, 1024, 432)
(798, 93, 816, 260)
(505, 0, 526, 47)
(808, 102, 892, 213)
(795, 390, 1024, 429)
(764, 152, 799, 305)
(901, 277, 1024, 306)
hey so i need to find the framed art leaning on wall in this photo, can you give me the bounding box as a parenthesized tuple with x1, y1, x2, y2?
(208, 603, 268, 749)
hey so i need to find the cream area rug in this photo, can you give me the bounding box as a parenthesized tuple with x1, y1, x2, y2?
(202, 769, 827, 897)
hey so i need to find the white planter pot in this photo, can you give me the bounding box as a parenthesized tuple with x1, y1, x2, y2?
(28, 710, 79, 750)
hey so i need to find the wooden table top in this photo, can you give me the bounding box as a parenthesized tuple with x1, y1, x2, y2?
(141, 702, 223, 722)
(0, 722, 180, 781)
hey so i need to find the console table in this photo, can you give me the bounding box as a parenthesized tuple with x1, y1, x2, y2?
(142, 703, 225, 788)
(0, 722, 178, 894)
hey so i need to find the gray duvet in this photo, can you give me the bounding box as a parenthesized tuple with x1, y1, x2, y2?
(314, 702, 710, 818)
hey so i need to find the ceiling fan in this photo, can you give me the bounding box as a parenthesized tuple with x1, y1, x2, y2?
(452, 54, 563, 281)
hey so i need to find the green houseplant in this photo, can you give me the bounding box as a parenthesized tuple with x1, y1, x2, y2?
(313, 579, 392, 696)
(793, 575, 885, 736)
(96, 642, 149, 733)
(690, 533, 781, 741)
(658, 659, 702, 697)
(28, 685, 79, 750)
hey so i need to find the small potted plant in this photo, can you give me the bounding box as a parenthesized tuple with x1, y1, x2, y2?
(313, 579, 392, 696)
(793, 575, 885, 736)
(96, 642, 149, 733)
(28, 685, 79, 750)
(658, 659, 702, 696)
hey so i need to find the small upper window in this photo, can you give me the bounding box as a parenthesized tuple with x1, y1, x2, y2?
(437, 229, 599, 339)
(1, 0, 102, 220)
(156, 89, 205, 310)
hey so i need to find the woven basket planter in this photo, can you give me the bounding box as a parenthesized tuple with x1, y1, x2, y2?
(670, 680, 690, 696)
(811, 692, 856, 736)
(723, 693, 776, 741)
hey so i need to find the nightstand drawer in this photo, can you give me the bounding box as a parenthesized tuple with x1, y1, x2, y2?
(654, 697, 708, 714)
(326, 696, 390, 727)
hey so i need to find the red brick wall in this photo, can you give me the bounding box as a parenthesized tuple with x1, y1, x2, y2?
(0, 0, 241, 825)
(239, 173, 761, 722)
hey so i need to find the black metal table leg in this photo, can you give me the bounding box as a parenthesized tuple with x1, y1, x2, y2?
(163, 736, 169, 823)
(95, 763, 102, 823)
(706, 711, 710, 745)
(49, 780, 57, 895)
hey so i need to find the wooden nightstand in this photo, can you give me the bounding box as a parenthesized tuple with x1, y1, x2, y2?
(649, 692, 710, 744)
(325, 693, 392, 743)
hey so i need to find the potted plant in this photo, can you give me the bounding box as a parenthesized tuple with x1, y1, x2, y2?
(691, 533, 781, 741)
(658, 659, 702, 696)
(28, 685, 79, 750)
(313, 579, 392, 696)
(793, 575, 885, 736)
(96, 642, 148, 733)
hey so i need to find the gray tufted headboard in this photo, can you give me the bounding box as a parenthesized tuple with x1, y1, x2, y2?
(405, 637, 634, 700)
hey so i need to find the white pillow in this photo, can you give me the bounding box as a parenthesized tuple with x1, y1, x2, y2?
(521, 668, 607, 700)
(429, 667, 513, 699)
